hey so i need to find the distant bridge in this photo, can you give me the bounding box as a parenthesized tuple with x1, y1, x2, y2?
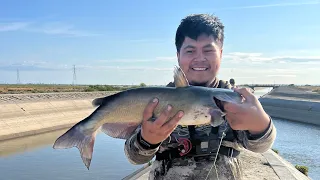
(238, 84, 288, 90)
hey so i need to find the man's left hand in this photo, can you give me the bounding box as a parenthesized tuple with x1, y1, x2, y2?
(224, 87, 271, 135)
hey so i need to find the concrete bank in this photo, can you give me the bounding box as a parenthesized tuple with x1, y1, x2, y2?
(122, 149, 311, 180)
(259, 86, 320, 126)
(0, 91, 118, 141)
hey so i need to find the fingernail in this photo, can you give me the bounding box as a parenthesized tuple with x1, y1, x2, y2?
(153, 98, 158, 103)
(178, 111, 184, 118)
(167, 105, 172, 111)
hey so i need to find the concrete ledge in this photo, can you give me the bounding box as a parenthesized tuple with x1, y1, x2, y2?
(259, 98, 320, 126)
(123, 149, 312, 180)
(122, 164, 152, 180)
(262, 150, 311, 180)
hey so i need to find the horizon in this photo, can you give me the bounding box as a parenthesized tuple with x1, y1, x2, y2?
(1, 1, 319, 85)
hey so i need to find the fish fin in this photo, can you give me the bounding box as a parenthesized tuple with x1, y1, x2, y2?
(173, 66, 189, 87)
(209, 91, 241, 127)
(213, 91, 241, 105)
(92, 97, 105, 107)
(53, 125, 97, 170)
(100, 122, 139, 139)
(209, 108, 226, 127)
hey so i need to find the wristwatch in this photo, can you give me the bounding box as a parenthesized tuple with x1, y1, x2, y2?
(136, 130, 162, 150)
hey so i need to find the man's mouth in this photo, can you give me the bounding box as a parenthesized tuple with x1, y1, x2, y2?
(191, 67, 209, 71)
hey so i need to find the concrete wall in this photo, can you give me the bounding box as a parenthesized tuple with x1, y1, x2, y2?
(259, 98, 320, 126)
(0, 91, 117, 141)
(0, 99, 96, 141)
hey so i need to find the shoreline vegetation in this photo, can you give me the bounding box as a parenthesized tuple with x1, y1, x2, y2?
(1, 83, 319, 94)
(0, 83, 149, 94)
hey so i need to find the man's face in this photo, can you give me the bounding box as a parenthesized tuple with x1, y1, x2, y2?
(177, 34, 222, 85)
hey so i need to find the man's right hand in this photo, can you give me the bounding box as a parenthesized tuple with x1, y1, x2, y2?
(140, 98, 184, 145)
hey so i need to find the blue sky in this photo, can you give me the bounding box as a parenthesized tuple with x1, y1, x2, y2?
(1, 0, 319, 85)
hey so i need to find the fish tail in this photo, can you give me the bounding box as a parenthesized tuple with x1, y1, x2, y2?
(53, 123, 97, 170)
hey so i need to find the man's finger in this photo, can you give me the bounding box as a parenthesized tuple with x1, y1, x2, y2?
(164, 123, 179, 136)
(225, 114, 244, 130)
(143, 97, 158, 122)
(224, 102, 246, 114)
(153, 104, 172, 128)
(161, 110, 184, 131)
(234, 87, 255, 102)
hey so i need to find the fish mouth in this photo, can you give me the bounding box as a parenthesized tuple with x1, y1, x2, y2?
(213, 97, 225, 112)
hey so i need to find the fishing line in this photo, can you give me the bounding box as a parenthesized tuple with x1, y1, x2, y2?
(205, 121, 228, 180)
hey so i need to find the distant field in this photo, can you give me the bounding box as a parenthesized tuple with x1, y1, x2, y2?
(1, 84, 319, 94)
(295, 85, 320, 93)
(0, 84, 147, 94)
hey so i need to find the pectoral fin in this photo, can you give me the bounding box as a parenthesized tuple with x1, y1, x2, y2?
(209, 108, 226, 127)
(213, 91, 242, 104)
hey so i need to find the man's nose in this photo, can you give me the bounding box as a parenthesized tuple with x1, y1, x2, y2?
(194, 52, 206, 61)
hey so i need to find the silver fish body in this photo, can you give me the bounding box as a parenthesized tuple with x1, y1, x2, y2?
(53, 66, 243, 169)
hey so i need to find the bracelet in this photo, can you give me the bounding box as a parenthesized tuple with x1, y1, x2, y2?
(136, 131, 161, 150)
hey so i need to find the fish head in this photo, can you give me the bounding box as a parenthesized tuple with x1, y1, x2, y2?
(199, 88, 243, 127)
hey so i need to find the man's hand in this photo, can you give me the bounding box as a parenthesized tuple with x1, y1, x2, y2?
(224, 87, 271, 135)
(140, 98, 184, 145)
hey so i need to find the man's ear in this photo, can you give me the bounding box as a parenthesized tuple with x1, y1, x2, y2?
(219, 48, 223, 59)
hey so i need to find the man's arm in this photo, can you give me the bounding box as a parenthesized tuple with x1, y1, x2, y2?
(220, 83, 276, 153)
(124, 89, 184, 165)
(124, 126, 160, 165)
(236, 116, 276, 153)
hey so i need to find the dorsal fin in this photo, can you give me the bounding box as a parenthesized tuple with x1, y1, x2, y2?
(173, 66, 189, 87)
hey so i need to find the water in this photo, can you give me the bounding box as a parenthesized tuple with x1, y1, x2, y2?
(0, 88, 319, 179)
(255, 88, 320, 179)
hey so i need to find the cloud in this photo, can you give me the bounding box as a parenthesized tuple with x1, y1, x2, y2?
(156, 56, 177, 61)
(0, 21, 100, 37)
(0, 22, 30, 32)
(0, 61, 70, 71)
(223, 52, 320, 64)
(219, 1, 319, 10)
(75, 65, 173, 71)
(0, 60, 175, 72)
(97, 56, 176, 63)
(125, 38, 171, 43)
(266, 75, 297, 77)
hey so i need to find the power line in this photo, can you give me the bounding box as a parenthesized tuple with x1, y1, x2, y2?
(72, 65, 77, 85)
(16, 69, 21, 84)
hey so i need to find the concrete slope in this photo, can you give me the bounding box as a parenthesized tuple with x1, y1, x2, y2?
(259, 87, 320, 126)
(0, 91, 117, 141)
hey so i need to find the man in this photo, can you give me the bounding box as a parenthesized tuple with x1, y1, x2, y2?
(124, 14, 276, 180)
(229, 78, 236, 88)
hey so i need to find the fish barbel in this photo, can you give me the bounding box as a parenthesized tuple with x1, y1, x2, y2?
(52, 66, 243, 169)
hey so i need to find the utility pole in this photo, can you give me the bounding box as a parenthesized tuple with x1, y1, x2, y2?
(72, 65, 77, 85)
(16, 69, 21, 84)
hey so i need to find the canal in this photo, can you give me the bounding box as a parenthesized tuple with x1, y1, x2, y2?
(0, 88, 319, 179)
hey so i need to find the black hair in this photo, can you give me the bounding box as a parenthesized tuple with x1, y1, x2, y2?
(175, 13, 225, 52)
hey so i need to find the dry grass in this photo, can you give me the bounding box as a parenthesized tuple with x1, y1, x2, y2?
(295, 85, 320, 94)
(0, 84, 142, 94)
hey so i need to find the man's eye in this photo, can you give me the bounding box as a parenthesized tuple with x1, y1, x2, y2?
(186, 50, 193, 53)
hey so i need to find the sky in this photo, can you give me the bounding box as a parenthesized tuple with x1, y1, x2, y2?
(1, 0, 319, 85)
